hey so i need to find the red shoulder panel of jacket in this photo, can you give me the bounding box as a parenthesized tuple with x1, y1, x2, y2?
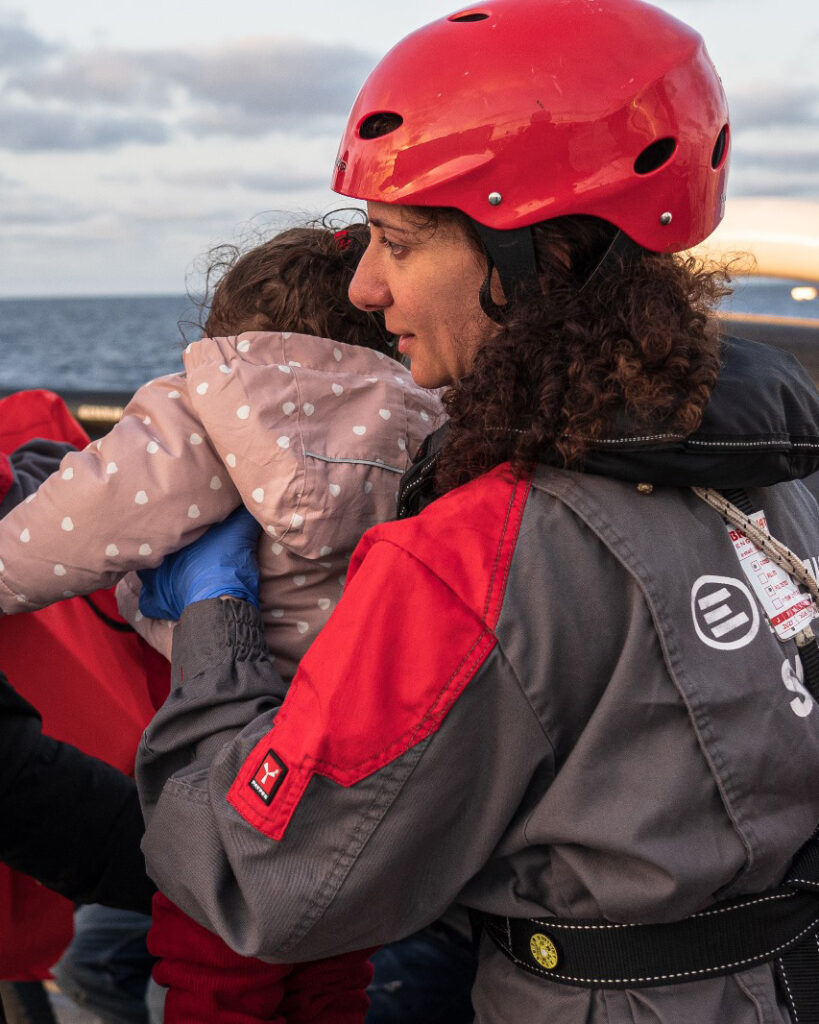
(228, 465, 530, 840)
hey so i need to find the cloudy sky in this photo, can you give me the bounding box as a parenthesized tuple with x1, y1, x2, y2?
(2, 0, 817, 297)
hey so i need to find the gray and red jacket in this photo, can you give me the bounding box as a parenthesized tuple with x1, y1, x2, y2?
(138, 337, 819, 1023)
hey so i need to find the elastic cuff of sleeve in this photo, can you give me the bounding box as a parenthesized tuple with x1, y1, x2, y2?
(174, 598, 267, 678)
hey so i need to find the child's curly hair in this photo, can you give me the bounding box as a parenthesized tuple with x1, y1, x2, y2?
(199, 224, 392, 355)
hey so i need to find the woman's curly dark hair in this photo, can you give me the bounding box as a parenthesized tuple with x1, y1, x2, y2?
(195, 224, 392, 356)
(433, 211, 731, 494)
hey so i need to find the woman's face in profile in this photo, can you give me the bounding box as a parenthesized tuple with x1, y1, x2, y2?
(348, 202, 495, 389)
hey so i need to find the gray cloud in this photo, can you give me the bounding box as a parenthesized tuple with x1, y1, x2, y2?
(2, 34, 375, 152)
(155, 167, 330, 192)
(150, 40, 374, 119)
(731, 87, 819, 130)
(733, 179, 819, 198)
(0, 20, 57, 67)
(7, 49, 172, 105)
(733, 148, 819, 174)
(0, 104, 169, 151)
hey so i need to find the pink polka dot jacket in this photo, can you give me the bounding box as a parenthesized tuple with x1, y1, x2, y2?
(0, 331, 444, 678)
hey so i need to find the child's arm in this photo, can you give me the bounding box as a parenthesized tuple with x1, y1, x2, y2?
(115, 573, 175, 661)
(0, 374, 241, 615)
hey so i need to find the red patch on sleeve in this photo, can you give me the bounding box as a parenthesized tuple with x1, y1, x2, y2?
(228, 467, 530, 840)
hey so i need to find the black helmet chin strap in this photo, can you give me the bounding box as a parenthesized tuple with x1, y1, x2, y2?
(472, 221, 644, 323)
(472, 222, 538, 323)
(577, 229, 643, 294)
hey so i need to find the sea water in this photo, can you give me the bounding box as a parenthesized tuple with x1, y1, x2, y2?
(0, 294, 195, 395)
(0, 278, 817, 396)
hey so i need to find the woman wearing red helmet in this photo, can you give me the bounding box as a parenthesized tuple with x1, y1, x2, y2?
(136, 2, 819, 1021)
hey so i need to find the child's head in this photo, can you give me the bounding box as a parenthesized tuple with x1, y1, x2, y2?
(201, 224, 391, 355)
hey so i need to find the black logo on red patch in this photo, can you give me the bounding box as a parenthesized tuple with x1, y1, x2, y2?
(249, 750, 287, 805)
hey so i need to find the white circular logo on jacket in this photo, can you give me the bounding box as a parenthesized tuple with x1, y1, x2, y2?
(691, 575, 760, 650)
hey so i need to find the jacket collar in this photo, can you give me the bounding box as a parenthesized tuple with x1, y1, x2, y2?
(574, 336, 819, 488)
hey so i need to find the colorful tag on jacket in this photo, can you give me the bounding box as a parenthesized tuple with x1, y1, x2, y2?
(728, 511, 817, 640)
(249, 750, 288, 805)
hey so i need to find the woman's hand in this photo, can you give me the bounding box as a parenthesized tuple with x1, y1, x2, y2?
(138, 507, 262, 620)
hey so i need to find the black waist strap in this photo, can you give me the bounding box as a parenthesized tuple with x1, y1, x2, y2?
(482, 832, 819, 1020)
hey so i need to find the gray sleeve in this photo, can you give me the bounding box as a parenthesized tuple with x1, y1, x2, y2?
(0, 440, 75, 517)
(137, 569, 546, 964)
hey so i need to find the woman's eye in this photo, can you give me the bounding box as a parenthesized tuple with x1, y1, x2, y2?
(380, 236, 408, 257)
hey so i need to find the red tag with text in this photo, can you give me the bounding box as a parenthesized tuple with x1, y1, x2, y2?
(249, 750, 288, 805)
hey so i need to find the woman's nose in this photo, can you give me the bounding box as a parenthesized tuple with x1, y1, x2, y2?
(348, 247, 391, 312)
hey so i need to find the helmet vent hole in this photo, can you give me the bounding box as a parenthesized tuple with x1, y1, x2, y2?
(634, 137, 676, 175)
(359, 112, 403, 140)
(449, 11, 489, 21)
(711, 124, 729, 169)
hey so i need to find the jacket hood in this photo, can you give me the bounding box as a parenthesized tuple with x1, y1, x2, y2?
(572, 335, 819, 489)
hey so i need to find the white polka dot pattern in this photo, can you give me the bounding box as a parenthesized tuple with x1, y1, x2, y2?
(61, 517, 74, 532)
(252, 488, 265, 503)
(54, 564, 66, 576)
(237, 406, 251, 420)
(139, 544, 152, 556)
(105, 544, 119, 556)
(62, 467, 74, 480)
(135, 491, 148, 505)
(20, 528, 30, 543)
(188, 505, 201, 519)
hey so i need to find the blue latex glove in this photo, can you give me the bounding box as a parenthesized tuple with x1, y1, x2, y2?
(138, 507, 262, 621)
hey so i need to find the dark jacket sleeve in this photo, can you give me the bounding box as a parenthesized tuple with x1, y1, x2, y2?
(0, 439, 75, 517)
(0, 671, 155, 913)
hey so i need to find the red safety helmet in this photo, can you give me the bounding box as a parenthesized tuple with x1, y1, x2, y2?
(332, 0, 730, 254)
